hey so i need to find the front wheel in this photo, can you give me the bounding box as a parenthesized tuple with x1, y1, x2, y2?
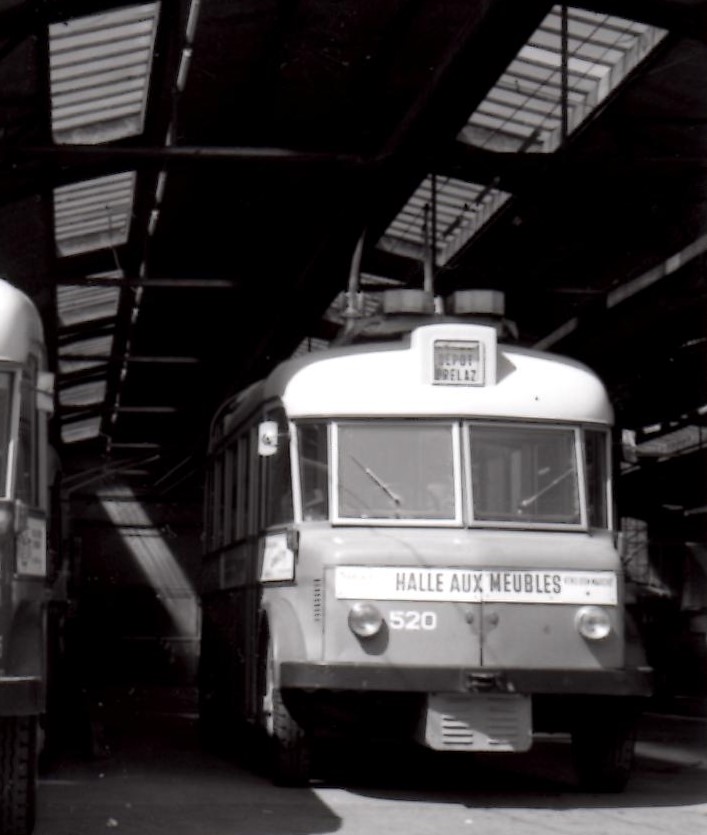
(571, 712, 637, 792)
(0, 716, 38, 835)
(260, 634, 311, 786)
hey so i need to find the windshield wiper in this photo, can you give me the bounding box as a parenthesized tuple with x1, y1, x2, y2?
(518, 467, 574, 510)
(348, 454, 402, 507)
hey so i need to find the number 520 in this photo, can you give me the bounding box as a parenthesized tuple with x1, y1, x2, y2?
(389, 610, 437, 631)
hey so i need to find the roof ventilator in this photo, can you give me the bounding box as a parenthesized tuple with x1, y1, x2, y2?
(336, 226, 517, 343)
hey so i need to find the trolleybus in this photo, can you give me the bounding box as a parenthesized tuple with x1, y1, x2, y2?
(0, 279, 55, 834)
(199, 297, 651, 789)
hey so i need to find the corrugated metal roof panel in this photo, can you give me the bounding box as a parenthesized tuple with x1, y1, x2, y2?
(49, 2, 160, 144)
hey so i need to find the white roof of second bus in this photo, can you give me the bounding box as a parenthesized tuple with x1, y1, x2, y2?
(234, 323, 613, 426)
(0, 278, 44, 364)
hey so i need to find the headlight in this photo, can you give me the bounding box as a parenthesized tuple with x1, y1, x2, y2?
(348, 602, 384, 638)
(575, 605, 612, 641)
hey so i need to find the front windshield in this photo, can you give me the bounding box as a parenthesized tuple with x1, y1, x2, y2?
(336, 422, 456, 520)
(469, 424, 581, 524)
(298, 419, 605, 528)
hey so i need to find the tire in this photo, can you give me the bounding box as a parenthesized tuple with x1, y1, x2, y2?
(571, 714, 637, 792)
(0, 716, 38, 835)
(260, 634, 311, 786)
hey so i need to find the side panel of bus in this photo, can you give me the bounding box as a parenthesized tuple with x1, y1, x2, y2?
(200, 403, 297, 737)
(200, 425, 258, 733)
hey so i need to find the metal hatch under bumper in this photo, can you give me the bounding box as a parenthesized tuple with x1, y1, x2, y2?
(279, 662, 653, 697)
(0, 676, 42, 716)
(421, 693, 533, 752)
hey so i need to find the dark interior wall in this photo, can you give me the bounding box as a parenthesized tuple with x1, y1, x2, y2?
(65, 485, 203, 686)
(621, 495, 707, 708)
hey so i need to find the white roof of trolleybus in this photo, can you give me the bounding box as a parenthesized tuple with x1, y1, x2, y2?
(0, 278, 44, 364)
(228, 323, 613, 427)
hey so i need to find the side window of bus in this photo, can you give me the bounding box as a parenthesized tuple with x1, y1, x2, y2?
(222, 447, 234, 544)
(205, 467, 213, 547)
(262, 409, 293, 528)
(228, 442, 238, 542)
(298, 423, 329, 520)
(585, 429, 609, 528)
(0, 372, 13, 497)
(16, 360, 37, 506)
(235, 433, 250, 540)
(208, 454, 224, 550)
(249, 427, 260, 535)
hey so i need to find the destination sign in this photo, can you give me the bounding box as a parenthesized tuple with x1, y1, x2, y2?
(334, 566, 617, 605)
(433, 339, 483, 386)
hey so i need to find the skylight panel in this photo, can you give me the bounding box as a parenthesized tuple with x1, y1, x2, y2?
(378, 176, 511, 266)
(59, 380, 107, 407)
(58, 334, 114, 374)
(53, 172, 136, 256)
(379, 6, 668, 269)
(461, 5, 668, 154)
(638, 426, 705, 459)
(49, 2, 160, 144)
(61, 417, 102, 444)
(57, 272, 122, 328)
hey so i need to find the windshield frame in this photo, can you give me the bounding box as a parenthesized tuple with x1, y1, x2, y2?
(295, 418, 610, 531)
(330, 419, 463, 526)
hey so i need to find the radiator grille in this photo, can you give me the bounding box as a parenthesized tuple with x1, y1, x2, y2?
(423, 694, 532, 752)
(313, 578, 323, 622)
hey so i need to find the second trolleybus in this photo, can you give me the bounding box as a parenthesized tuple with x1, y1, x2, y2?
(0, 278, 56, 835)
(199, 301, 651, 789)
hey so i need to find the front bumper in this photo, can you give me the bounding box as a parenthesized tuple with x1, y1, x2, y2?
(280, 662, 653, 697)
(0, 676, 43, 716)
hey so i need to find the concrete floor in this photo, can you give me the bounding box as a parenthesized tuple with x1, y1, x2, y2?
(36, 687, 707, 835)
